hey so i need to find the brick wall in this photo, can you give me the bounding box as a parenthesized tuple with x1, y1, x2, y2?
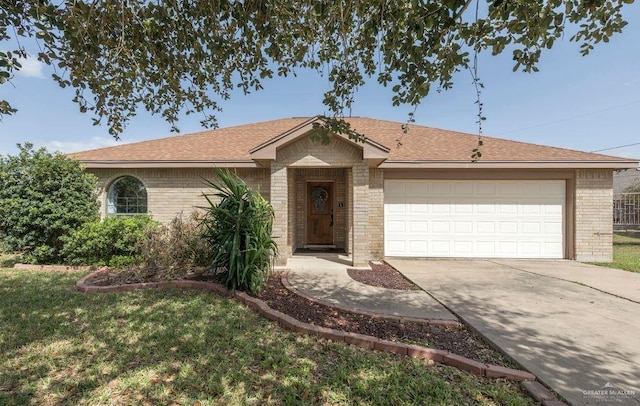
(351, 163, 369, 266)
(89, 168, 270, 223)
(368, 168, 384, 259)
(575, 169, 614, 262)
(276, 134, 363, 166)
(270, 163, 289, 264)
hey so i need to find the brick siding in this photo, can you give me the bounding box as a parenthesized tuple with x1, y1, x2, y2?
(575, 169, 614, 262)
(89, 168, 270, 223)
(89, 154, 617, 265)
(368, 168, 384, 259)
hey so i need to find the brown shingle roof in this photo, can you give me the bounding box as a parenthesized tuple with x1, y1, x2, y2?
(69, 116, 636, 166)
(70, 117, 310, 162)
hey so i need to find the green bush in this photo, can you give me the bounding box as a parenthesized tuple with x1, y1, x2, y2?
(139, 211, 213, 278)
(0, 143, 99, 263)
(202, 169, 277, 294)
(60, 215, 159, 267)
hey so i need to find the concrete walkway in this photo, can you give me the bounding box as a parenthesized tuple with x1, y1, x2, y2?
(387, 259, 640, 406)
(284, 254, 456, 321)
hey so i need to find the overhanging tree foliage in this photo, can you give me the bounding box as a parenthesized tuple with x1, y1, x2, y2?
(0, 144, 99, 263)
(0, 0, 633, 135)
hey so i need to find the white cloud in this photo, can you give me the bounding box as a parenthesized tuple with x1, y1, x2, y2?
(15, 55, 46, 79)
(39, 136, 127, 154)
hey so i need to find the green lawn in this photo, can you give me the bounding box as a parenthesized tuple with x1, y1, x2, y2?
(0, 268, 535, 405)
(596, 232, 640, 273)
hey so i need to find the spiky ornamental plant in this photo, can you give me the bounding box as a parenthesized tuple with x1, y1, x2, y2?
(201, 169, 277, 294)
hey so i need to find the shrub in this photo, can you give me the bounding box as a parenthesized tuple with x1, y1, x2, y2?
(60, 215, 159, 267)
(202, 169, 277, 294)
(138, 211, 213, 279)
(0, 143, 99, 263)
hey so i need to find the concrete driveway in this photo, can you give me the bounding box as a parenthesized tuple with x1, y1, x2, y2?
(387, 259, 640, 406)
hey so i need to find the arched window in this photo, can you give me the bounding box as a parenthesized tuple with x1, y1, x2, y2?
(107, 176, 147, 215)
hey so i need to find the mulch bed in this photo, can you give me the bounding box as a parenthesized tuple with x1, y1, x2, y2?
(256, 271, 510, 366)
(347, 261, 417, 290)
(81, 265, 512, 367)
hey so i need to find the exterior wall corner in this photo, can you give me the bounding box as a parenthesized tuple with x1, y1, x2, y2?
(574, 169, 614, 262)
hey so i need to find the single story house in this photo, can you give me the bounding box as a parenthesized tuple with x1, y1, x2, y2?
(70, 116, 639, 265)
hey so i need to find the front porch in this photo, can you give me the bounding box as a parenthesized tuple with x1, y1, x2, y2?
(271, 165, 376, 267)
(256, 128, 387, 267)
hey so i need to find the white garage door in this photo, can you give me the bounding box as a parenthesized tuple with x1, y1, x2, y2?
(384, 180, 565, 258)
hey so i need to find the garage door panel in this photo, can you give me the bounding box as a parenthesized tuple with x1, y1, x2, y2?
(476, 183, 497, 195)
(499, 241, 519, 256)
(385, 239, 406, 255)
(498, 183, 520, 196)
(386, 220, 406, 233)
(544, 222, 563, 234)
(544, 242, 563, 255)
(431, 221, 450, 233)
(387, 182, 407, 194)
(409, 204, 429, 214)
(431, 204, 451, 213)
(477, 205, 496, 214)
(498, 221, 518, 234)
(431, 183, 451, 194)
(522, 241, 542, 256)
(454, 182, 474, 195)
(521, 222, 541, 234)
(409, 240, 428, 253)
(477, 221, 496, 234)
(453, 241, 474, 254)
(408, 182, 429, 194)
(409, 221, 428, 233)
(477, 241, 496, 255)
(453, 221, 473, 234)
(384, 180, 565, 259)
(431, 240, 451, 254)
(541, 182, 565, 196)
(454, 204, 473, 214)
(545, 204, 563, 215)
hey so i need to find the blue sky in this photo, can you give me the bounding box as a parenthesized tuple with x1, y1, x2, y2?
(1, 6, 639, 161)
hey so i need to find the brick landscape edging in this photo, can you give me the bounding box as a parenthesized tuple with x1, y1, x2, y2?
(72, 268, 545, 386)
(14, 263, 104, 272)
(280, 270, 461, 328)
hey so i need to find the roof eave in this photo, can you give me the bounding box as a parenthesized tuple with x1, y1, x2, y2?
(80, 160, 259, 169)
(378, 160, 639, 169)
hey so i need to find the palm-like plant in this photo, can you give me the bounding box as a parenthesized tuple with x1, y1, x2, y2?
(202, 169, 277, 294)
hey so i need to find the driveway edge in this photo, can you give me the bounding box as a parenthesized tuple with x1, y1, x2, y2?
(385, 260, 568, 405)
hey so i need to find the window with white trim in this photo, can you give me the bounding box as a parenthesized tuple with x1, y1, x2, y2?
(107, 176, 147, 215)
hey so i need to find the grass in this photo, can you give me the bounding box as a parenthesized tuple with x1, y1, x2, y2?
(0, 268, 536, 405)
(0, 251, 22, 268)
(594, 232, 640, 273)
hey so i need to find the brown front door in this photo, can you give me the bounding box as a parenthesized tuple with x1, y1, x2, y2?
(307, 182, 333, 245)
